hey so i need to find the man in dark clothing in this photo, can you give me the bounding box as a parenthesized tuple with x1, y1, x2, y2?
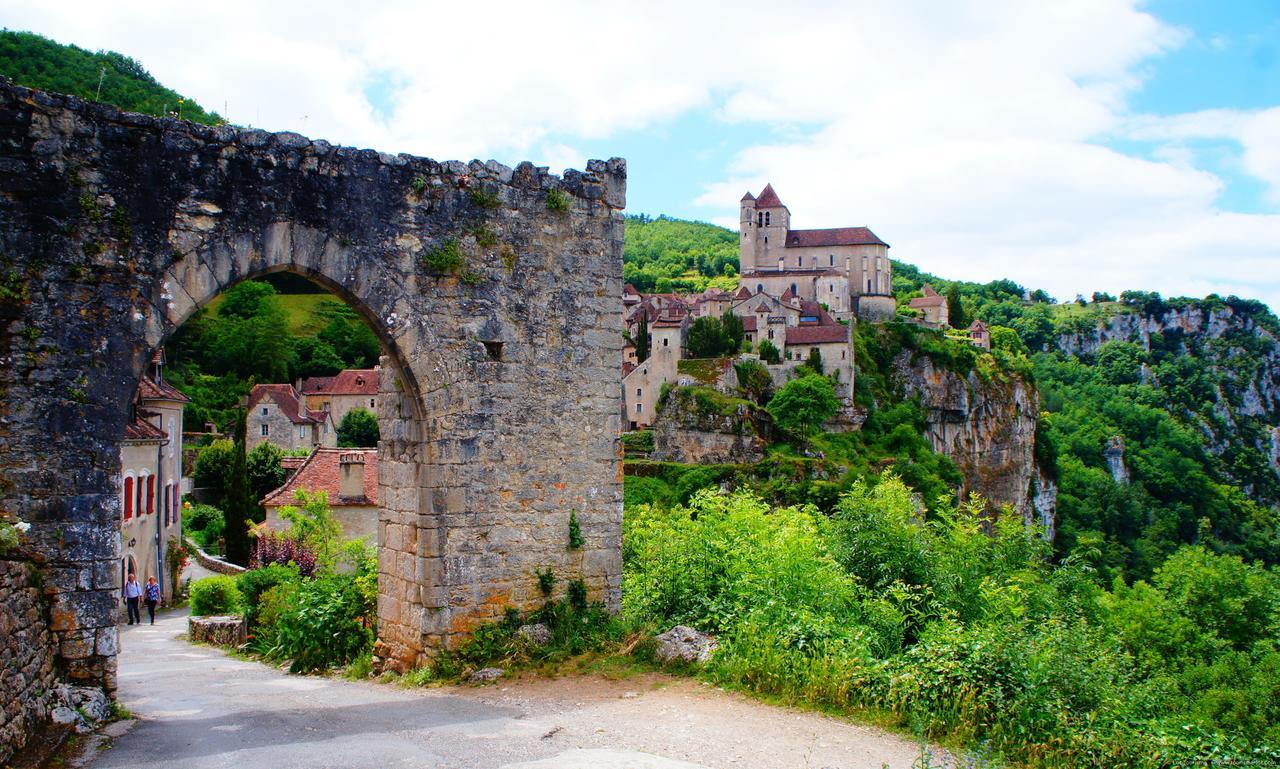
(123, 573, 143, 625)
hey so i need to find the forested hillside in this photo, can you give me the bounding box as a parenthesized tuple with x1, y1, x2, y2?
(0, 30, 222, 124)
(168, 277, 380, 430)
(623, 214, 740, 293)
(627, 217, 1280, 581)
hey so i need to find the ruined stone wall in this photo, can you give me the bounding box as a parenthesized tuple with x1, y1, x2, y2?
(0, 557, 58, 765)
(0, 76, 624, 699)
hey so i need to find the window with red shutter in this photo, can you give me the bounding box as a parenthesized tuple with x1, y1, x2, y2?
(123, 477, 134, 520)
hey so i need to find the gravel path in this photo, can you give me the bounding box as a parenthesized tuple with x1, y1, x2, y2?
(85, 609, 924, 768)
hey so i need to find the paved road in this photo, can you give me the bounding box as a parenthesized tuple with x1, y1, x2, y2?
(87, 609, 923, 769)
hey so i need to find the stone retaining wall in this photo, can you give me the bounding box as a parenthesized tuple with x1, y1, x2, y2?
(185, 539, 246, 576)
(0, 557, 58, 765)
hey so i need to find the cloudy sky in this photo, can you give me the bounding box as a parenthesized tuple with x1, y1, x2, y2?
(5, 1, 1279, 308)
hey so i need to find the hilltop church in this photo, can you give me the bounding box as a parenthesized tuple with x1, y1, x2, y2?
(738, 184, 895, 321)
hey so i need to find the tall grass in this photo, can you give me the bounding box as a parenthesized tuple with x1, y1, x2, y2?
(623, 477, 1280, 768)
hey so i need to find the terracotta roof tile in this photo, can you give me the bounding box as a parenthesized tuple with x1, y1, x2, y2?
(124, 413, 167, 441)
(785, 227, 887, 248)
(755, 183, 784, 208)
(734, 286, 752, 300)
(910, 295, 946, 308)
(741, 191, 756, 202)
(301, 368, 379, 396)
(261, 448, 378, 507)
(785, 325, 849, 345)
(969, 320, 989, 332)
(137, 375, 189, 403)
(248, 384, 319, 424)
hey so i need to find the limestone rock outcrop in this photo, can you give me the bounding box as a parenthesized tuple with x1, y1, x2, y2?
(651, 388, 771, 464)
(1054, 303, 1280, 499)
(891, 353, 1055, 534)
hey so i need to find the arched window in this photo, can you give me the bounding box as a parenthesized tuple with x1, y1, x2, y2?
(146, 475, 156, 515)
(757, 212, 764, 226)
(123, 476, 134, 520)
(756, 284, 763, 293)
(790, 283, 798, 295)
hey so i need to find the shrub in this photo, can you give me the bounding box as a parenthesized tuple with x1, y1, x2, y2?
(758, 338, 782, 364)
(189, 575, 242, 616)
(251, 528, 318, 577)
(545, 188, 569, 212)
(186, 503, 225, 549)
(766, 374, 840, 438)
(272, 573, 373, 672)
(336, 407, 379, 448)
(422, 239, 464, 274)
(236, 563, 299, 628)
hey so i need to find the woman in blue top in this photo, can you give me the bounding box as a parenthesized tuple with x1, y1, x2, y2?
(144, 576, 161, 625)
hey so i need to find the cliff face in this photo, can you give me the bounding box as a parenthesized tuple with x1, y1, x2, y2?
(1054, 304, 1280, 498)
(652, 387, 770, 464)
(891, 352, 1055, 534)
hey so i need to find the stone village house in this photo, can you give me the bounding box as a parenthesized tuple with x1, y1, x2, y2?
(300, 367, 380, 430)
(261, 448, 379, 542)
(621, 286, 856, 429)
(119, 350, 187, 595)
(246, 368, 382, 453)
(246, 383, 335, 453)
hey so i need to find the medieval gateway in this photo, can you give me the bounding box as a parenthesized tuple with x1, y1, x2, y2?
(0, 78, 625, 751)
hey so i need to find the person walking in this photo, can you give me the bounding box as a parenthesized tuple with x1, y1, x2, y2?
(144, 576, 161, 625)
(123, 573, 143, 625)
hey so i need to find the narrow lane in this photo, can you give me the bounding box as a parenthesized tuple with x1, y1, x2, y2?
(88, 609, 921, 769)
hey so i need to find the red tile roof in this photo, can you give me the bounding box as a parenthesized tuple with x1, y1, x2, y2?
(137, 375, 189, 403)
(741, 316, 758, 332)
(785, 325, 849, 345)
(969, 320, 989, 332)
(741, 191, 756, 202)
(785, 227, 887, 248)
(124, 412, 167, 441)
(301, 368, 379, 396)
(261, 448, 378, 507)
(248, 384, 320, 424)
(755, 183, 784, 208)
(734, 286, 752, 300)
(910, 294, 946, 308)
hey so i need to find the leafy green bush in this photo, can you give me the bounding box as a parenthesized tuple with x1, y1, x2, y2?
(622, 479, 1280, 767)
(236, 563, 299, 628)
(189, 576, 242, 616)
(271, 572, 374, 672)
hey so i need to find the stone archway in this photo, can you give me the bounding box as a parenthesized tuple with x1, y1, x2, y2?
(0, 77, 625, 716)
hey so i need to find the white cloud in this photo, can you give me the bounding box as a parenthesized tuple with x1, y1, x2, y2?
(5, 0, 1279, 309)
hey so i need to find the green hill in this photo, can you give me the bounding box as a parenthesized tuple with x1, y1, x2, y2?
(0, 29, 223, 124)
(624, 215, 1280, 580)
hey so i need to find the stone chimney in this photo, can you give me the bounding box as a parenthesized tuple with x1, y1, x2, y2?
(339, 451, 366, 499)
